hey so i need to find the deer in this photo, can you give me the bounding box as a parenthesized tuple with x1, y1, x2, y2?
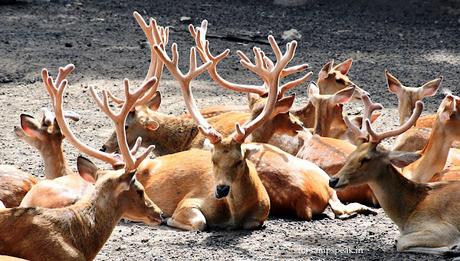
(0, 71, 164, 260)
(291, 58, 369, 128)
(156, 29, 377, 222)
(385, 70, 450, 152)
(101, 12, 252, 155)
(0, 64, 166, 260)
(13, 66, 99, 209)
(401, 95, 460, 182)
(329, 101, 460, 257)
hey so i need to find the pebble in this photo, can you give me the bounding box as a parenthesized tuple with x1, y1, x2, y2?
(282, 29, 302, 42)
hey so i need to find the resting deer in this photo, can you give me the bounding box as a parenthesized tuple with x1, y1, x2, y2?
(329, 101, 460, 257)
(401, 95, 460, 182)
(385, 70, 448, 152)
(0, 70, 163, 260)
(101, 12, 251, 155)
(2, 64, 166, 260)
(14, 66, 98, 209)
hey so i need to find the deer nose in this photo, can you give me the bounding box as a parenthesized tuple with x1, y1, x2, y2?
(160, 213, 168, 224)
(215, 185, 230, 199)
(329, 177, 340, 188)
(100, 145, 107, 152)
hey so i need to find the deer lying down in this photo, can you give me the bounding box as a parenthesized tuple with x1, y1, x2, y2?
(15, 66, 97, 209)
(0, 159, 163, 261)
(330, 101, 460, 257)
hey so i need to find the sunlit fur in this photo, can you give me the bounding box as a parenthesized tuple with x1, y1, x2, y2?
(333, 141, 460, 256)
(0, 170, 162, 260)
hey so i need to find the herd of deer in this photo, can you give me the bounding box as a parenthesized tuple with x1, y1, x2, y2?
(0, 11, 459, 260)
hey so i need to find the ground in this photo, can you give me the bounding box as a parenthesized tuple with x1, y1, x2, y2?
(1, 0, 459, 260)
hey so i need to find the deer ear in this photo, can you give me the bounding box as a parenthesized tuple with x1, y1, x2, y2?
(388, 151, 421, 168)
(331, 87, 355, 104)
(385, 70, 403, 95)
(273, 95, 295, 116)
(334, 58, 353, 75)
(20, 114, 42, 139)
(307, 82, 320, 98)
(77, 156, 98, 184)
(419, 77, 442, 98)
(118, 171, 136, 191)
(146, 91, 161, 111)
(318, 60, 334, 79)
(438, 95, 455, 123)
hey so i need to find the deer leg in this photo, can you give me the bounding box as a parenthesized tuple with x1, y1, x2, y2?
(166, 202, 207, 231)
(328, 190, 377, 219)
(397, 230, 460, 256)
(295, 198, 313, 221)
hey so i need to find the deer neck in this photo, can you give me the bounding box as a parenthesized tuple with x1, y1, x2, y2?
(64, 185, 122, 260)
(147, 114, 199, 155)
(368, 164, 429, 229)
(409, 123, 452, 182)
(41, 142, 72, 179)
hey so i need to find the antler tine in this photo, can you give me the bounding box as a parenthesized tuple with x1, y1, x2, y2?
(279, 71, 313, 97)
(40, 107, 80, 126)
(233, 37, 298, 143)
(367, 101, 424, 143)
(109, 12, 167, 109)
(90, 76, 158, 171)
(153, 43, 222, 143)
(343, 94, 383, 139)
(43, 66, 124, 167)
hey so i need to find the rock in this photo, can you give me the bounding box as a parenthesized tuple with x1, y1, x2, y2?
(180, 16, 192, 23)
(64, 42, 73, 48)
(282, 29, 302, 42)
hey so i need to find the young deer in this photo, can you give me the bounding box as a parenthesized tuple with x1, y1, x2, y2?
(101, 12, 250, 155)
(0, 67, 163, 260)
(402, 95, 460, 182)
(329, 101, 460, 257)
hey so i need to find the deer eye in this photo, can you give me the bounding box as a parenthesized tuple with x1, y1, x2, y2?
(361, 157, 371, 165)
(336, 78, 345, 85)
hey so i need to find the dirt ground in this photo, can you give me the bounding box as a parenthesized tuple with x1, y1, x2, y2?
(1, 0, 460, 260)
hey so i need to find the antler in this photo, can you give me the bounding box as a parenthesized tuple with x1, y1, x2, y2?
(189, 20, 311, 98)
(344, 94, 383, 139)
(366, 101, 424, 143)
(109, 11, 169, 110)
(90, 77, 157, 172)
(152, 43, 222, 143)
(41, 107, 80, 127)
(233, 36, 298, 143)
(43, 64, 156, 171)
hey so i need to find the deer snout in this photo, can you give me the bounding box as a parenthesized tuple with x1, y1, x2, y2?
(100, 145, 107, 152)
(329, 177, 340, 188)
(215, 184, 230, 199)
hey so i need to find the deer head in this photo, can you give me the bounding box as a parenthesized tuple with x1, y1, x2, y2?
(154, 32, 300, 198)
(386, 70, 442, 125)
(307, 82, 356, 137)
(317, 59, 368, 100)
(330, 101, 424, 189)
(41, 64, 164, 224)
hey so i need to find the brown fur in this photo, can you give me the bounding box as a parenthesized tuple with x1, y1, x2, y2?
(333, 142, 460, 256)
(0, 166, 37, 208)
(0, 170, 162, 260)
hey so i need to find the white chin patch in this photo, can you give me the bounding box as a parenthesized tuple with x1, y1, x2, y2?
(202, 139, 214, 151)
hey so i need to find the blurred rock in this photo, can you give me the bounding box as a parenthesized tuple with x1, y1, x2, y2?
(273, 0, 308, 7)
(282, 29, 301, 42)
